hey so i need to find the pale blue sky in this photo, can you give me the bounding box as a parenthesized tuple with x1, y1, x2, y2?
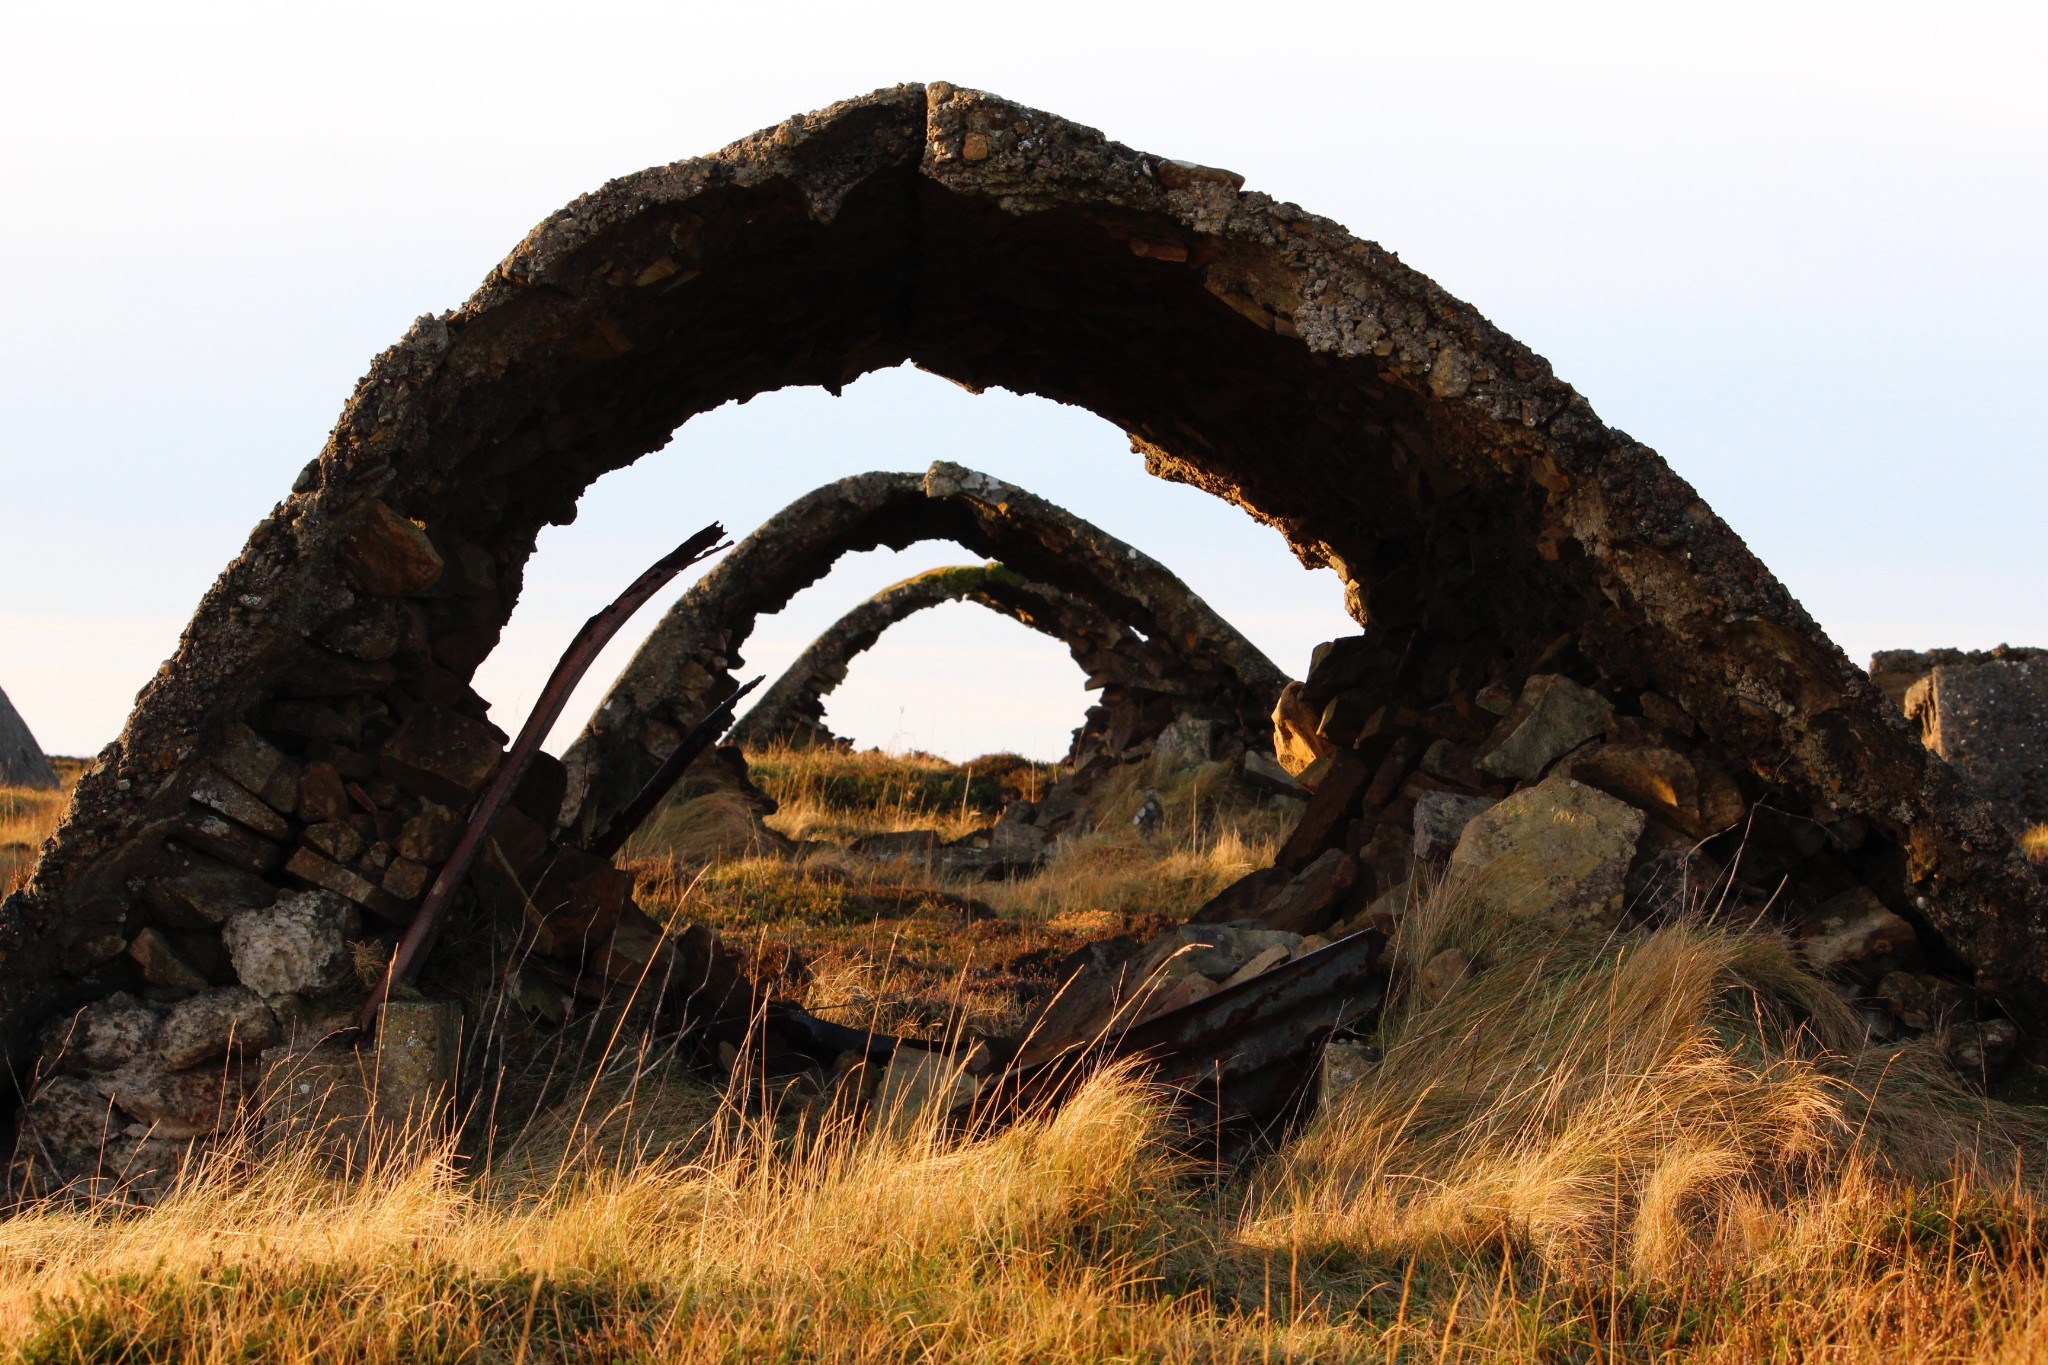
(2, 1, 2042, 760)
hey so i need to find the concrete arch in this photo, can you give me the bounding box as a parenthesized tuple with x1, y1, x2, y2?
(561, 462, 1287, 838)
(4, 79, 2042, 1128)
(726, 563, 1176, 753)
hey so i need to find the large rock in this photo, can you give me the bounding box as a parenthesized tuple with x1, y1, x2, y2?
(1412, 791, 1496, 863)
(1271, 681, 1334, 776)
(43, 993, 163, 1073)
(222, 890, 357, 998)
(1476, 675, 1615, 783)
(97, 1062, 241, 1138)
(1447, 773, 1645, 930)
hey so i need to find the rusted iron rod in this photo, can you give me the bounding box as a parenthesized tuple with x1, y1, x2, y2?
(358, 524, 729, 1035)
(585, 674, 764, 859)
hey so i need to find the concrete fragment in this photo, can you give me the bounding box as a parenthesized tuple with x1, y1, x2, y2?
(303, 820, 366, 864)
(1152, 714, 1217, 776)
(296, 760, 351, 823)
(126, 928, 210, 992)
(1258, 848, 1358, 933)
(1136, 924, 1305, 982)
(1219, 944, 1291, 989)
(177, 812, 284, 874)
(189, 766, 293, 840)
(1476, 675, 1615, 783)
(1134, 969, 1218, 1023)
(160, 987, 280, 1070)
(1447, 773, 1645, 930)
(285, 846, 398, 920)
(1412, 791, 1496, 863)
(1798, 888, 1920, 984)
(222, 890, 356, 998)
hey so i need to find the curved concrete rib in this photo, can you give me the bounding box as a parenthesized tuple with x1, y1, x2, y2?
(727, 563, 1158, 751)
(3, 81, 2041, 1155)
(560, 462, 1288, 838)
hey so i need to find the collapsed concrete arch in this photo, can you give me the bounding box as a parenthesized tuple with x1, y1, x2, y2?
(563, 461, 1288, 839)
(5, 81, 2045, 1180)
(727, 563, 1168, 753)
(0, 686, 59, 791)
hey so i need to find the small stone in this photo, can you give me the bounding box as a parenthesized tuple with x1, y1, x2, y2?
(45, 993, 164, 1073)
(160, 987, 281, 1070)
(961, 130, 990, 161)
(382, 857, 431, 901)
(399, 802, 463, 864)
(340, 499, 444, 598)
(223, 890, 357, 998)
(1875, 970, 1972, 1033)
(177, 811, 285, 875)
(1798, 888, 1920, 984)
(1639, 693, 1696, 737)
(1412, 948, 1473, 1011)
(303, 820, 365, 864)
(1476, 675, 1616, 783)
(127, 928, 210, 992)
(285, 846, 399, 920)
(1447, 773, 1645, 930)
(1319, 1037, 1380, 1107)
(297, 761, 351, 823)
(1412, 792, 1497, 863)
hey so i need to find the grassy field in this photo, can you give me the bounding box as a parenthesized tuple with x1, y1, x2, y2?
(4, 749, 2048, 1361)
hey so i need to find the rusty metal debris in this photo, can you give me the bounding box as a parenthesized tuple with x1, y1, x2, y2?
(358, 524, 729, 1034)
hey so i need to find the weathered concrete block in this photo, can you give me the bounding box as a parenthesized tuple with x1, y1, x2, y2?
(1905, 655, 2048, 837)
(223, 890, 357, 998)
(160, 987, 280, 1070)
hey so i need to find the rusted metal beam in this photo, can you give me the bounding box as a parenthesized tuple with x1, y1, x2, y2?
(357, 524, 729, 1035)
(584, 673, 763, 860)
(982, 928, 1386, 1138)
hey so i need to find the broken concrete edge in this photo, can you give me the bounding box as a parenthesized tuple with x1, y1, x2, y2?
(559, 460, 1290, 842)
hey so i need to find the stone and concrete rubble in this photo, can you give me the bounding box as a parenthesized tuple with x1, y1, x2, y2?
(5, 82, 2045, 1192)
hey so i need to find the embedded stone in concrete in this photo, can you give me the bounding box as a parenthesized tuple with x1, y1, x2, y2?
(1447, 774, 1645, 930)
(222, 890, 357, 998)
(1476, 675, 1616, 783)
(340, 498, 444, 598)
(159, 987, 281, 1071)
(44, 993, 164, 1074)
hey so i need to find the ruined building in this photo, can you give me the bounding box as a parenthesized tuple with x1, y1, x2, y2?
(5, 83, 2044, 1191)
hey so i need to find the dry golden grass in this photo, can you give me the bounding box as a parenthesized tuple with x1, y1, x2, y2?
(0, 765, 77, 898)
(8, 748, 2048, 1360)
